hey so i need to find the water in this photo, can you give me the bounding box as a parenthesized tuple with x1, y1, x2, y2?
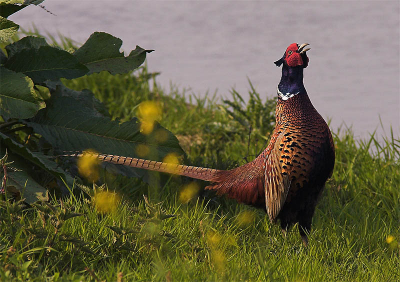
(11, 1, 400, 140)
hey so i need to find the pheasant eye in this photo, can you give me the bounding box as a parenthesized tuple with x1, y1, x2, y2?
(287, 50, 293, 56)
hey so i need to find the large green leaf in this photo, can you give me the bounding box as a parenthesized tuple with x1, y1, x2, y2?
(0, 147, 48, 203)
(0, 0, 45, 18)
(0, 132, 75, 189)
(0, 3, 25, 18)
(23, 0, 45, 5)
(44, 80, 110, 117)
(0, 48, 7, 64)
(4, 45, 89, 84)
(0, 67, 45, 119)
(5, 36, 48, 57)
(74, 32, 153, 75)
(0, 1, 45, 5)
(0, 16, 18, 42)
(0, 1, 24, 4)
(25, 84, 184, 179)
(6, 170, 48, 203)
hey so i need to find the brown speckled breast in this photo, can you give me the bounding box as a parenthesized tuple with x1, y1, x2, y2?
(272, 93, 335, 224)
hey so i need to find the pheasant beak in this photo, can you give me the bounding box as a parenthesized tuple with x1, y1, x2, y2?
(298, 43, 310, 54)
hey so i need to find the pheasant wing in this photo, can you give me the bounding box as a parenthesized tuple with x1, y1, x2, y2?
(264, 131, 291, 221)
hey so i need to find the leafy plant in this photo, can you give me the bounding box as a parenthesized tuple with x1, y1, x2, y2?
(0, 1, 184, 202)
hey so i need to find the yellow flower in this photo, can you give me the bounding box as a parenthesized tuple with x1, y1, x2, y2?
(136, 144, 150, 158)
(140, 120, 155, 135)
(386, 235, 395, 244)
(94, 191, 120, 213)
(141, 222, 161, 236)
(138, 101, 162, 135)
(163, 153, 180, 174)
(226, 234, 237, 246)
(179, 182, 200, 203)
(207, 230, 221, 248)
(236, 210, 256, 227)
(205, 230, 231, 273)
(211, 249, 226, 272)
(386, 235, 399, 250)
(77, 150, 100, 182)
(155, 129, 169, 143)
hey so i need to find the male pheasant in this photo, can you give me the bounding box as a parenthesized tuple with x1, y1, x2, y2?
(70, 43, 335, 245)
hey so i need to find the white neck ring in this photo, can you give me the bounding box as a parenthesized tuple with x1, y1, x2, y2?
(277, 87, 299, 101)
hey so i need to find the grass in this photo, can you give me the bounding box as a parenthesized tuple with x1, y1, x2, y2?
(1, 35, 400, 281)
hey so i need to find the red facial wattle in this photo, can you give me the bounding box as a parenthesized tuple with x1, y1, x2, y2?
(285, 43, 303, 67)
(285, 43, 309, 67)
(275, 43, 310, 68)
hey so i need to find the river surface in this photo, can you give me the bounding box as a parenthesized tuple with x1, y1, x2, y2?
(12, 1, 400, 140)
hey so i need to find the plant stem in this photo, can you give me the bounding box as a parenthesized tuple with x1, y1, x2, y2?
(0, 120, 19, 130)
(1, 162, 7, 193)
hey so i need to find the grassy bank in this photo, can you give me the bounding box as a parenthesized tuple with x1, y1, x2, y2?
(1, 56, 400, 280)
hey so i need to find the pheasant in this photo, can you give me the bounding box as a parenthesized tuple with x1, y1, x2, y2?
(68, 43, 335, 245)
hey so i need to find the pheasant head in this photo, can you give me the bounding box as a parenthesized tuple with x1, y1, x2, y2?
(275, 43, 311, 99)
(274, 43, 310, 68)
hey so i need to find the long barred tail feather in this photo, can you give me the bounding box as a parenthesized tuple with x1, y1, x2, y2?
(60, 151, 268, 207)
(61, 152, 222, 182)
